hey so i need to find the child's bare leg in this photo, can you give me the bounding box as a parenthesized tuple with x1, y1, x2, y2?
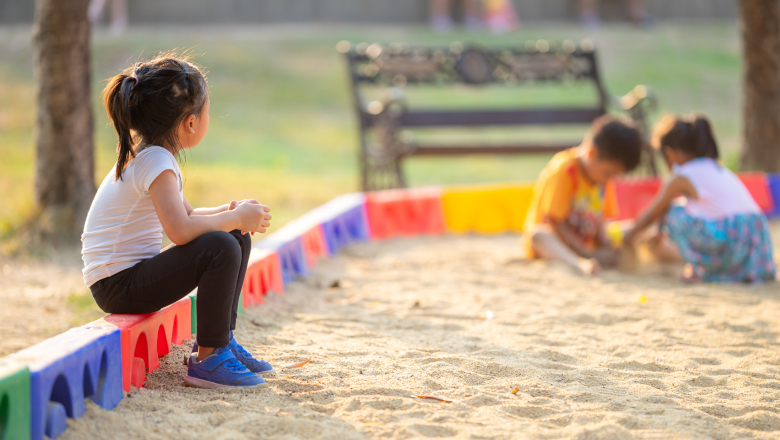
(528, 225, 599, 275)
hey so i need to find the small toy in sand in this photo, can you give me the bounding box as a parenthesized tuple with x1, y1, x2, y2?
(411, 395, 453, 403)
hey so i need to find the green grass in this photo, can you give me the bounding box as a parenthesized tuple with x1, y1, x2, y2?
(0, 22, 743, 244)
(65, 290, 106, 327)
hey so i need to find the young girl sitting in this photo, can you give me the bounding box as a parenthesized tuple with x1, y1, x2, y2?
(82, 56, 274, 388)
(624, 114, 776, 283)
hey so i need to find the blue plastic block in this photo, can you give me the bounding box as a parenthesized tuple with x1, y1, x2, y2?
(276, 238, 309, 284)
(8, 327, 124, 440)
(256, 222, 310, 285)
(296, 193, 369, 255)
(768, 174, 780, 218)
(321, 205, 366, 254)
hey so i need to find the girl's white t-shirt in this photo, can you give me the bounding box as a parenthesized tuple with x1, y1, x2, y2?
(81, 146, 183, 287)
(673, 157, 760, 221)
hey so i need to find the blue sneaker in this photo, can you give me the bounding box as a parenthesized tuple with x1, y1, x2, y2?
(184, 346, 267, 389)
(192, 332, 275, 376)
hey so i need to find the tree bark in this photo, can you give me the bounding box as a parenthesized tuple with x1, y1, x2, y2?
(33, 0, 95, 240)
(738, 0, 780, 172)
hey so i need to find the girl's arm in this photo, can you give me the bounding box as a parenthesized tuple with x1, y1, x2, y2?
(184, 197, 260, 215)
(150, 171, 271, 245)
(624, 174, 697, 244)
(184, 199, 260, 216)
(186, 200, 230, 216)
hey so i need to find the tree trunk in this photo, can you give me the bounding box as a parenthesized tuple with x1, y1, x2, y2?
(738, 0, 780, 172)
(33, 0, 95, 241)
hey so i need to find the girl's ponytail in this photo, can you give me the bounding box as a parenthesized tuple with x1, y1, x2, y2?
(651, 113, 719, 160)
(691, 116, 719, 160)
(102, 73, 138, 181)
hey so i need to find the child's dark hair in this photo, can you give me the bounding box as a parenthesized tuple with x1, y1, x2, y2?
(101, 55, 208, 180)
(651, 113, 719, 160)
(587, 115, 642, 172)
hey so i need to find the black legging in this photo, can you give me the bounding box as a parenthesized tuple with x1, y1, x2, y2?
(90, 230, 250, 348)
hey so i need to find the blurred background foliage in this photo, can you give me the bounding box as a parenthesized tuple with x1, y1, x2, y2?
(0, 23, 741, 250)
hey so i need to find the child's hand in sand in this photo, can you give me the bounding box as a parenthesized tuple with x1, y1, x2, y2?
(617, 242, 640, 273)
(591, 246, 619, 268)
(231, 199, 272, 235)
(578, 257, 601, 276)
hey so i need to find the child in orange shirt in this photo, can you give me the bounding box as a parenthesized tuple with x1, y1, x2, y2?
(523, 115, 643, 275)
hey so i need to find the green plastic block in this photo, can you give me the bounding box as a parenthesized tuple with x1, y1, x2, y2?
(188, 293, 197, 336)
(237, 292, 245, 315)
(0, 359, 31, 440)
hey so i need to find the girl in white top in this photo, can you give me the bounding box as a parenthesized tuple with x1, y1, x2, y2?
(625, 114, 776, 283)
(82, 56, 273, 389)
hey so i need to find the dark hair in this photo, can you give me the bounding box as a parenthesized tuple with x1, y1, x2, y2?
(587, 115, 642, 172)
(651, 113, 719, 160)
(101, 54, 209, 180)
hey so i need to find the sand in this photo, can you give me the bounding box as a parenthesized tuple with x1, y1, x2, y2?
(47, 223, 780, 440)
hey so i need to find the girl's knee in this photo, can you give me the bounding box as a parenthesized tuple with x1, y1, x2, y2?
(201, 231, 242, 259)
(528, 225, 554, 246)
(232, 229, 251, 248)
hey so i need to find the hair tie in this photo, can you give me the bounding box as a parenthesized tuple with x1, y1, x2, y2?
(133, 77, 139, 87)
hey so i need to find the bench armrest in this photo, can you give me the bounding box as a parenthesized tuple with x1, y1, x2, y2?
(612, 84, 658, 113)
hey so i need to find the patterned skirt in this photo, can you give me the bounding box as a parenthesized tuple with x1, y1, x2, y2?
(665, 206, 777, 283)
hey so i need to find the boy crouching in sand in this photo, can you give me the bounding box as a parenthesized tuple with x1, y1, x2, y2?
(522, 116, 643, 275)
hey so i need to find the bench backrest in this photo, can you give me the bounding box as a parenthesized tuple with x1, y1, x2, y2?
(340, 40, 609, 128)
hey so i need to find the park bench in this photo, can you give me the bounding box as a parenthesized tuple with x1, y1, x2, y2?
(338, 40, 658, 190)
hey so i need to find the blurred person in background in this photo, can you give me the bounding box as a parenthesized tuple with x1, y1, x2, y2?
(88, 0, 128, 35)
(579, 0, 654, 29)
(429, 0, 483, 32)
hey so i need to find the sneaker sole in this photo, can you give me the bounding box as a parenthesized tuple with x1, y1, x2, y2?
(183, 375, 268, 389)
(257, 368, 275, 376)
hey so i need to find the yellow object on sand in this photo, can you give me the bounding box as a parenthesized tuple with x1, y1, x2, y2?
(606, 222, 625, 247)
(442, 183, 534, 234)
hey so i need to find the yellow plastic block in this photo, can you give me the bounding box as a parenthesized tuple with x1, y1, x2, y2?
(442, 183, 534, 234)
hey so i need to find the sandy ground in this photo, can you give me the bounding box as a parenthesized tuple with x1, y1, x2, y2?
(29, 223, 776, 440)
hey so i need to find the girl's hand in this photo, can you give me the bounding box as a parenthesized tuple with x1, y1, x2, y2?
(232, 200, 272, 235)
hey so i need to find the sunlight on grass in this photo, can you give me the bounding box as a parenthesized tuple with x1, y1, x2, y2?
(65, 290, 107, 327)
(0, 22, 743, 240)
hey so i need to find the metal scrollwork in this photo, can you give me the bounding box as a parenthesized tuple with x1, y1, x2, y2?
(344, 40, 597, 87)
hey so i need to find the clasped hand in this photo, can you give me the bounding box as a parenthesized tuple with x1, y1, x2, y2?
(229, 199, 272, 235)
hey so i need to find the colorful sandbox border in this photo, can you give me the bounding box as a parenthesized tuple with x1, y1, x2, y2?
(1, 172, 777, 439)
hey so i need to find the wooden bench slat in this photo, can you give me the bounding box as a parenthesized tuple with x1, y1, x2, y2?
(397, 108, 605, 127)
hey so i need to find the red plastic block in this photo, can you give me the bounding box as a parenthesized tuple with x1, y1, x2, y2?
(242, 248, 284, 308)
(366, 187, 445, 240)
(87, 297, 191, 392)
(737, 172, 774, 212)
(614, 178, 662, 221)
(302, 225, 329, 267)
